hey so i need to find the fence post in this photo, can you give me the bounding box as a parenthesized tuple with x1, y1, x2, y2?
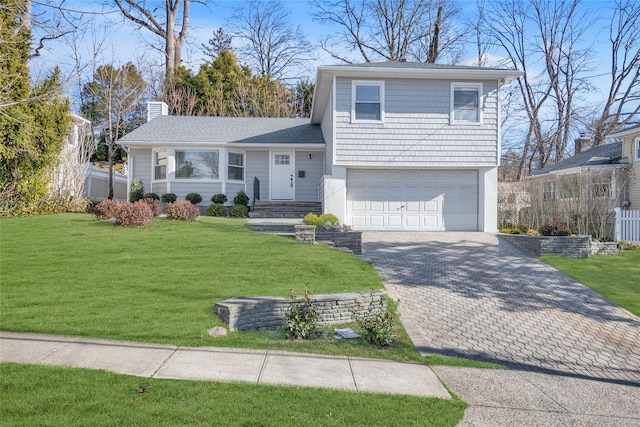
(615, 207, 621, 242)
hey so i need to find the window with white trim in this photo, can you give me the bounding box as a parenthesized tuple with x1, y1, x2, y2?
(635, 138, 640, 160)
(451, 83, 482, 124)
(352, 81, 384, 122)
(153, 150, 166, 180)
(228, 152, 244, 181)
(175, 150, 219, 179)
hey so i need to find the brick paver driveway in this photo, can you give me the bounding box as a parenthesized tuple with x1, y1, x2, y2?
(362, 232, 640, 386)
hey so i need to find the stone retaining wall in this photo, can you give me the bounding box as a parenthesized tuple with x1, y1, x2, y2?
(499, 234, 591, 258)
(214, 290, 386, 332)
(316, 231, 362, 254)
(590, 241, 618, 255)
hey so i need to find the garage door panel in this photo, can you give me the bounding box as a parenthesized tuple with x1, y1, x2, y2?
(347, 170, 478, 231)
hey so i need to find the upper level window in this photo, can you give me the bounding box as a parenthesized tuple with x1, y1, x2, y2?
(451, 83, 482, 124)
(635, 138, 640, 160)
(352, 81, 384, 122)
(153, 150, 166, 180)
(228, 152, 244, 181)
(175, 150, 219, 179)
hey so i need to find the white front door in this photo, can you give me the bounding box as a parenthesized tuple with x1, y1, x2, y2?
(271, 152, 295, 200)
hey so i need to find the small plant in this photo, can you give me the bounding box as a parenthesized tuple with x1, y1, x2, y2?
(526, 229, 540, 236)
(129, 179, 144, 202)
(93, 199, 120, 221)
(143, 192, 159, 200)
(211, 193, 228, 204)
(354, 297, 396, 347)
(166, 200, 199, 221)
(303, 212, 339, 228)
(185, 193, 203, 205)
(161, 193, 177, 203)
(234, 191, 250, 207)
(539, 221, 571, 236)
(285, 286, 317, 340)
(229, 204, 248, 217)
(500, 228, 520, 234)
(207, 203, 226, 217)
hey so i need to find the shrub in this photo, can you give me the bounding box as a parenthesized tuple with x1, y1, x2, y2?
(285, 286, 317, 340)
(95, 200, 153, 227)
(161, 193, 177, 203)
(143, 192, 159, 200)
(526, 229, 540, 236)
(166, 200, 199, 221)
(211, 193, 227, 204)
(500, 228, 520, 234)
(229, 204, 248, 217)
(129, 179, 144, 202)
(185, 192, 203, 205)
(207, 203, 226, 217)
(539, 221, 571, 236)
(354, 297, 396, 347)
(234, 190, 249, 206)
(143, 198, 163, 216)
(303, 212, 339, 228)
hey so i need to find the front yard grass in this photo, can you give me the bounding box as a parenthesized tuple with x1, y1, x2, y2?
(1, 214, 499, 369)
(0, 363, 466, 426)
(542, 250, 640, 317)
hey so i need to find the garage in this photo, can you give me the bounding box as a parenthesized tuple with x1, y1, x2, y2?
(346, 170, 479, 230)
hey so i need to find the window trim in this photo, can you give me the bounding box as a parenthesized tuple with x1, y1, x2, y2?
(227, 151, 245, 182)
(174, 149, 220, 181)
(351, 80, 385, 123)
(450, 82, 483, 125)
(152, 149, 167, 182)
(635, 137, 640, 160)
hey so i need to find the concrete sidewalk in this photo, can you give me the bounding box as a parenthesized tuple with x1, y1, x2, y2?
(0, 331, 449, 399)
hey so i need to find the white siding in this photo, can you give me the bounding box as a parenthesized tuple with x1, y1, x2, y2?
(130, 148, 152, 191)
(622, 132, 640, 208)
(321, 87, 334, 174)
(246, 150, 269, 202)
(295, 151, 324, 201)
(334, 77, 499, 167)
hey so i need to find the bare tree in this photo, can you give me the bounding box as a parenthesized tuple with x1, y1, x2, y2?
(484, 0, 593, 179)
(589, 0, 640, 144)
(230, 0, 311, 78)
(312, 0, 466, 64)
(112, 0, 195, 78)
(202, 27, 232, 60)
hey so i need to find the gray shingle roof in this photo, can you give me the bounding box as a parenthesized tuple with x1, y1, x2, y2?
(532, 142, 623, 175)
(340, 61, 514, 72)
(118, 116, 324, 145)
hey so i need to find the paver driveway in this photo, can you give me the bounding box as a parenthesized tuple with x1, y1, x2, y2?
(362, 232, 640, 386)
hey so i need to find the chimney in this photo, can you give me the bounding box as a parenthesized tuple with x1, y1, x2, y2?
(147, 101, 168, 122)
(574, 134, 592, 155)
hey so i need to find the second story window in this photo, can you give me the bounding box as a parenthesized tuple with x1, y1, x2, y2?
(353, 81, 384, 122)
(635, 138, 640, 160)
(451, 83, 482, 124)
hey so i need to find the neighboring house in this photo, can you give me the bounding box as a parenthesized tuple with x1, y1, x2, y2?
(609, 125, 640, 209)
(118, 62, 521, 231)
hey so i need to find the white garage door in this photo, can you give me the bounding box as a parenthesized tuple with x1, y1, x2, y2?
(347, 170, 478, 231)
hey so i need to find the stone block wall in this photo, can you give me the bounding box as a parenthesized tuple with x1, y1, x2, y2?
(316, 231, 362, 254)
(499, 234, 591, 258)
(214, 290, 386, 332)
(590, 241, 618, 255)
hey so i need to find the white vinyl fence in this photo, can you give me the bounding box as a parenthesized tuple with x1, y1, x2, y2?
(615, 208, 640, 244)
(85, 165, 127, 201)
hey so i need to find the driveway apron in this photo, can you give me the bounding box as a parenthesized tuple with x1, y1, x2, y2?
(362, 232, 640, 386)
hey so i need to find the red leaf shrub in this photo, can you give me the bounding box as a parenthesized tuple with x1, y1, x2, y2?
(93, 200, 153, 227)
(166, 199, 199, 221)
(143, 198, 163, 216)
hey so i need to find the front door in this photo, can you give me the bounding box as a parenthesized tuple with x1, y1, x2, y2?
(271, 152, 295, 200)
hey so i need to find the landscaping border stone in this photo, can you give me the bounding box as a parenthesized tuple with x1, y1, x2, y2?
(214, 290, 386, 332)
(499, 234, 595, 258)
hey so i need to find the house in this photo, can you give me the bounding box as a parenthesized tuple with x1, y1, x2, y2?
(118, 62, 521, 231)
(609, 125, 640, 209)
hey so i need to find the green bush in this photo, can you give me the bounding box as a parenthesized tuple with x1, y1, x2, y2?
(207, 203, 226, 217)
(161, 193, 177, 203)
(229, 204, 248, 217)
(234, 191, 249, 206)
(143, 192, 159, 200)
(354, 297, 396, 347)
(185, 193, 203, 205)
(303, 212, 339, 227)
(211, 193, 227, 204)
(285, 286, 317, 340)
(129, 179, 144, 202)
(166, 200, 199, 221)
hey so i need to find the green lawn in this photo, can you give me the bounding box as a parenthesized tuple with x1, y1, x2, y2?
(0, 364, 466, 426)
(0, 214, 499, 368)
(542, 250, 640, 316)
